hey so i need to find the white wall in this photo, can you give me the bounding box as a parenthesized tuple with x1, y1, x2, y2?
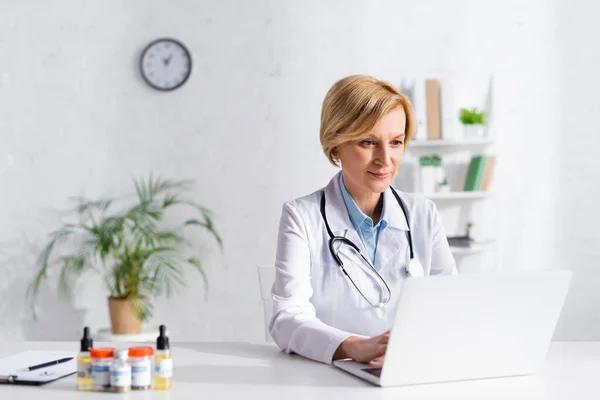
(0, 0, 597, 342)
(551, 0, 600, 339)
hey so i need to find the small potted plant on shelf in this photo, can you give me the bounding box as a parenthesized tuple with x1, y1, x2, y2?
(27, 175, 222, 334)
(418, 154, 447, 195)
(459, 107, 486, 139)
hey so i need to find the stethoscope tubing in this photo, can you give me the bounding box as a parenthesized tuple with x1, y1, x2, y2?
(320, 186, 417, 308)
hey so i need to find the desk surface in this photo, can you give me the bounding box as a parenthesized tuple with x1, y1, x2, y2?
(0, 341, 599, 399)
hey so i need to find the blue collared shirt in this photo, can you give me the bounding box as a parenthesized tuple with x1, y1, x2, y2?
(339, 174, 388, 265)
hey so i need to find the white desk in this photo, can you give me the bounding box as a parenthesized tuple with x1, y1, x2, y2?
(1, 341, 599, 399)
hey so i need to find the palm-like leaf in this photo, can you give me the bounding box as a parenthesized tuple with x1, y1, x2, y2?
(27, 174, 222, 322)
(184, 203, 223, 250)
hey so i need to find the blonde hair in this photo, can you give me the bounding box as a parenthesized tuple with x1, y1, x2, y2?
(320, 75, 416, 167)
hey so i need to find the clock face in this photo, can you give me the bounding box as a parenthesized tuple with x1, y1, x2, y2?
(140, 38, 192, 91)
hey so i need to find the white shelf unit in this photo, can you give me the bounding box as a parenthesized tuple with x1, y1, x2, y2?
(450, 239, 496, 256)
(403, 137, 498, 272)
(425, 191, 492, 200)
(409, 138, 494, 149)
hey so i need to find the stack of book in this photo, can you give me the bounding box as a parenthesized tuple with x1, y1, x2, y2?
(463, 155, 496, 192)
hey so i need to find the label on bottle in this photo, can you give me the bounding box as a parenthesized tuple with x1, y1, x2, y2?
(155, 358, 173, 378)
(77, 360, 91, 380)
(91, 362, 111, 388)
(130, 359, 151, 387)
(110, 365, 131, 388)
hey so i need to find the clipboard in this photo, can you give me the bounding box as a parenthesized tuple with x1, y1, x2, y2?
(0, 351, 77, 386)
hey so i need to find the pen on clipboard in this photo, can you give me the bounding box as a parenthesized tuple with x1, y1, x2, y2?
(20, 357, 73, 371)
(0, 356, 73, 383)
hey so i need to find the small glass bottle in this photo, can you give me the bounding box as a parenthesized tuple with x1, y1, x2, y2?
(110, 349, 131, 393)
(76, 326, 93, 391)
(153, 325, 172, 390)
(128, 346, 153, 390)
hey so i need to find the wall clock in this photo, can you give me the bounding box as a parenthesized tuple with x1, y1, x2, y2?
(140, 38, 192, 91)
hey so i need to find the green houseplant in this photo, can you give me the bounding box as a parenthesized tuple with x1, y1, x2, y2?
(459, 107, 486, 125)
(27, 175, 222, 334)
(459, 107, 487, 139)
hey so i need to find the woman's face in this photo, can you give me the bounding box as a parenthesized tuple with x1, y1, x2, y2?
(336, 107, 406, 195)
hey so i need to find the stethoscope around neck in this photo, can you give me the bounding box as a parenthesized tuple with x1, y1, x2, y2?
(320, 187, 424, 308)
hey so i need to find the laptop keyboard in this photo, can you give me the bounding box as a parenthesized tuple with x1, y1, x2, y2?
(362, 367, 382, 377)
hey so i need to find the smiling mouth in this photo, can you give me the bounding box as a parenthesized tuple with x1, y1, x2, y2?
(368, 172, 390, 179)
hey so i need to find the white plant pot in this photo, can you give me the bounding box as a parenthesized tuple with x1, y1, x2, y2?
(418, 166, 434, 194)
(434, 166, 449, 193)
(435, 167, 446, 190)
(437, 184, 451, 194)
(419, 166, 445, 195)
(463, 124, 485, 139)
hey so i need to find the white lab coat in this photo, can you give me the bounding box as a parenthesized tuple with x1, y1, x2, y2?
(269, 172, 457, 364)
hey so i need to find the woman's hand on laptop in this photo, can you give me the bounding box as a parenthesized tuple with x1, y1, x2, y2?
(368, 355, 385, 368)
(333, 330, 390, 363)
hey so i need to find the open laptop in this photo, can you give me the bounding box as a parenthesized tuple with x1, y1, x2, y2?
(333, 269, 572, 387)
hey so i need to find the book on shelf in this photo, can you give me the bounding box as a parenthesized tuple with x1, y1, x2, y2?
(425, 79, 441, 140)
(463, 155, 496, 191)
(479, 155, 496, 191)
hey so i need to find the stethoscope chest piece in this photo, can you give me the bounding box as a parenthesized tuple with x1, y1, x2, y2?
(406, 259, 424, 277)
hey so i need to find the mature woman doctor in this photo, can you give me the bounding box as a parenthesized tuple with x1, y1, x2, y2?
(269, 75, 457, 365)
